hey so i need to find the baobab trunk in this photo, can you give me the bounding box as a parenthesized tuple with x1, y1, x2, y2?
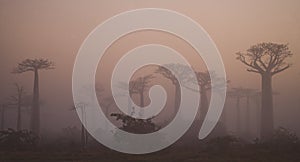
(139, 92, 145, 117)
(245, 96, 250, 134)
(81, 123, 86, 149)
(236, 96, 241, 135)
(261, 73, 274, 140)
(31, 69, 40, 135)
(17, 99, 21, 131)
(174, 84, 180, 118)
(255, 95, 261, 138)
(1, 105, 4, 130)
(199, 87, 209, 122)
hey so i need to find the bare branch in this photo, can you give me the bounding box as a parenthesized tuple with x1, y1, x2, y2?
(247, 69, 260, 73)
(12, 58, 54, 74)
(271, 65, 290, 75)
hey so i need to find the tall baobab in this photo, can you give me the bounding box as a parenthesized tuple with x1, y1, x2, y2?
(191, 71, 225, 122)
(243, 88, 257, 135)
(72, 103, 88, 150)
(0, 104, 7, 130)
(227, 88, 244, 136)
(184, 70, 227, 125)
(13, 58, 54, 135)
(236, 42, 292, 140)
(118, 80, 140, 115)
(156, 64, 191, 117)
(134, 75, 154, 107)
(131, 75, 154, 117)
(9, 83, 26, 131)
(118, 75, 154, 117)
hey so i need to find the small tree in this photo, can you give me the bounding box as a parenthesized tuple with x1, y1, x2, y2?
(13, 59, 54, 135)
(236, 42, 292, 140)
(9, 83, 26, 131)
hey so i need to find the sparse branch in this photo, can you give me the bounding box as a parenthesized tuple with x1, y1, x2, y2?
(236, 43, 292, 75)
(247, 69, 260, 73)
(12, 58, 54, 73)
(271, 64, 290, 75)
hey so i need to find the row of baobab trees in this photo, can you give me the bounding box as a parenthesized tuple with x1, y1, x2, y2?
(110, 42, 293, 141)
(0, 42, 293, 143)
(0, 59, 54, 136)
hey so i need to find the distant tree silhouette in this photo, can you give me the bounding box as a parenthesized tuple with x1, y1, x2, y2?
(9, 83, 26, 131)
(13, 58, 54, 135)
(189, 71, 226, 122)
(227, 88, 244, 136)
(242, 88, 257, 135)
(228, 87, 257, 137)
(118, 80, 140, 115)
(156, 64, 191, 117)
(236, 42, 292, 140)
(133, 75, 154, 117)
(184, 70, 227, 126)
(0, 104, 7, 130)
(71, 103, 88, 150)
(118, 75, 154, 117)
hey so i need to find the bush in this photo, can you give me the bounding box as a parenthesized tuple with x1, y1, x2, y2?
(0, 128, 39, 151)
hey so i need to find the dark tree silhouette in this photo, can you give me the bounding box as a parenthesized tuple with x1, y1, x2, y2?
(132, 75, 154, 117)
(119, 75, 154, 117)
(227, 88, 244, 136)
(13, 59, 54, 135)
(228, 87, 257, 137)
(242, 88, 257, 135)
(9, 83, 26, 131)
(185, 70, 227, 123)
(118, 80, 139, 115)
(0, 104, 7, 131)
(193, 71, 219, 121)
(133, 75, 154, 107)
(236, 42, 292, 140)
(156, 64, 191, 117)
(71, 103, 88, 150)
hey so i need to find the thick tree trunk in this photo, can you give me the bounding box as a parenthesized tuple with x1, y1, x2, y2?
(1, 105, 4, 130)
(245, 96, 250, 134)
(128, 95, 132, 115)
(255, 95, 261, 138)
(261, 73, 274, 140)
(199, 87, 209, 122)
(31, 69, 40, 135)
(81, 123, 86, 149)
(17, 98, 21, 131)
(80, 108, 86, 149)
(174, 83, 180, 118)
(236, 96, 241, 135)
(139, 92, 144, 117)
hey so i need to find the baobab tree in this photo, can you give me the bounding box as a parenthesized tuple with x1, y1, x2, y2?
(131, 75, 154, 117)
(134, 75, 154, 108)
(243, 88, 257, 135)
(118, 80, 140, 115)
(156, 64, 191, 117)
(229, 87, 257, 136)
(13, 58, 54, 135)
(0, 104, 7, 130)
(236, 42, 292, 140)
(71, 103, 88, 150)
(191, 71, 226, 122)
(9, 83, 26, 131)
(227, 88, 244, 136)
